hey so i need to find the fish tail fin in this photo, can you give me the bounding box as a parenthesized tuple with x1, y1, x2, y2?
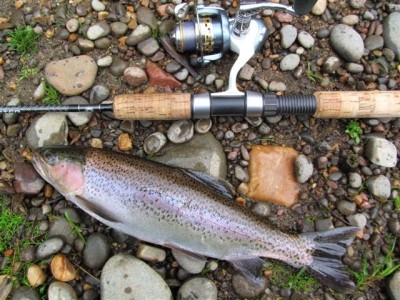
(303, 226, 359, 292)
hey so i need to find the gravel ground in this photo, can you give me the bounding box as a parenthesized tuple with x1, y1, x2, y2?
(1, 0, 400, 299)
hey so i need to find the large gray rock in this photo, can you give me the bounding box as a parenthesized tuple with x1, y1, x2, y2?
(26, 113, 68, 149)
(387, 271, 400, 300)
(366, 175, 391, 199)
(45, 55, 97, 96)
(384, 12, 400, 59)
(365, 137, 398, 167)
(330, 24, 364, 62)
(101, 254, 172, 300)
(152, 132, 227, 179)
(82, 232, 111, 269)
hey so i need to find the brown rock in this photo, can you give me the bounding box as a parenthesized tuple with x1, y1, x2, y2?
(275, 11, 294, 23)
(50, 254, 77, 282)
(13, 163, 45, 194)
(146, 61, 181, 88)
(0, 180, 16, 195)
(123, 66, 148, 88)
(118, 133, 133, 151)
(27, 264, 47, 287)
(45, 55, 98, 96)
(246, 145, 299, 207)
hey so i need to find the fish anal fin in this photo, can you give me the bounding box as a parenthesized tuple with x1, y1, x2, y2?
(181, 169, 235, 199)
(229, 257, 266, 287)
(170, 247, 207, 268)
(75, 195, 119, 223)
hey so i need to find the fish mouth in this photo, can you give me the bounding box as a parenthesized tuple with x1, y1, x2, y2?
(31, 151, 50, 182)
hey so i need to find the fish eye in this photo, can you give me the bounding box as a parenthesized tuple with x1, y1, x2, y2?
(42, 150, 58, 166)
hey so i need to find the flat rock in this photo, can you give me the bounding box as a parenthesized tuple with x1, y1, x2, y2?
(63, 96, 93, 126)
(152, 132, 227, 179)
(137, 37, 159, 57)
(171, 249, 206, 274)
(146, 61, 181, 88)
(297, 31, 315, 48)
(101, 253, 172, 300)
(82, 232, 111, 269)
(13, 163, 45, 195)
(330, 24, 364, 62)
(87, 21, 110, 40)
(36, 236, 65, 259)
(45, 55, 97, 96)
(384, 12, 400, 59)
(365, 137, 397, 167)
(26, 113, 68, 149)
(126, 24, 151, 46)
(137, 244, 166, 263)
(238, 64, 254, 81)
(247, 145, 299, 207)
(280, 25, 297, 49)
(136, 7, 158, 30)
(177, 277, 217, 300)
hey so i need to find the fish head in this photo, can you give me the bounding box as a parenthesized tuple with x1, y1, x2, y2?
(32, 147, 86, 196)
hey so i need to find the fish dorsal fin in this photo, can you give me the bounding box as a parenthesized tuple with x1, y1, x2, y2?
(75, 195, 119, 224)
(229, 257, 266, 287)
(181, 169, 235, 200)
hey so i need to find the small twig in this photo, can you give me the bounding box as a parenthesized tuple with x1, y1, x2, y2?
(72, 262, 100, 283)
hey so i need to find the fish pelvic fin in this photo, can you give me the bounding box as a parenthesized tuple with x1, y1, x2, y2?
(303, 226, 359, 292)
(230, 257, 266, 287)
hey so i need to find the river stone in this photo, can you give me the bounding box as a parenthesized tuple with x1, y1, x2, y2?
(26, 113, 68, 149)
(323, 56, 341, 74)
(36, 236, 65, 259)
(341, 15, 359, 26)
(366, 175, 391, 199)
(365, 137, 397, 167)
(83, 232, 111, 269)
(311, 0, 327, 15)
(11, 286, 40, 300)
(137, 37, 159, 57)
(297, 31, 314, 48)
(384, 12, 400, 60)
(90, 84, 110, 104)
(337, 200, 356, 216)
(63, 96, 93, 126)
(365, 35, 384, 51)
(294, 154, 313, 183)
(387, 271, 400, 300)
(137, 6, 159, 30)
(349, 0, 366, 8)
(172, 249, 206, 274)
(48, 282, 78, 300)
(48, 217, 77, 246)
(101, 254, 172, 300)
(126, 24, 151, 46)
(109, 57, 129, 77)
(123, 67, 148, 88)
(97, 55, 113, 67)
(280, 25, 297, 49)
(152, 132, 227, 179)
(167, 120, 194, 143)
(91, 0, 105, 11)
(3, 97, 20, 125)
(330, 24, 364, 62)
(137, 244, 166, 263)
(110, 22, 128, 38)
(348, 172, 362, 188)
(45, 55, 97, 96)
(143, 132, 167, 155)
(177, 277, 217, 300)
(87, 21, 110, 40)
(13, 163, 45, 195)
(232, 274, 267, 298)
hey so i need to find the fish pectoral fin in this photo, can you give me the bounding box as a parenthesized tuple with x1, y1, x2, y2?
(180, 169, 236, 200)
(75, 195, 120, 224)
(166, 245, 207, 265)
(229, 257, 266, 287)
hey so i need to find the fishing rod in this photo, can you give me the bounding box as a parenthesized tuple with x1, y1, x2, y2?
(1, 90, 399, 120)
(1, 0, 399, 120)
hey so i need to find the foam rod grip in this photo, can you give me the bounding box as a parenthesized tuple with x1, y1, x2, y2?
(113, 93, 192, 120)
(313, 91, 400, 118)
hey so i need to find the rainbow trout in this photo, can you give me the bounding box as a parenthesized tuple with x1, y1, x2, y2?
(32, 147, 357, 291)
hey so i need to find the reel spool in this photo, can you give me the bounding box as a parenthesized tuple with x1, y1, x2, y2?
(171, 4, 231, 66)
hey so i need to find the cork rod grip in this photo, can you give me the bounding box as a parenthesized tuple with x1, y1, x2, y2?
(313, 91, 400, 118)
(113, 93, 192, 120)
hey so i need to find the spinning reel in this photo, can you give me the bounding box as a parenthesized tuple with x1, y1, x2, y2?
(170, 0, 318, 107)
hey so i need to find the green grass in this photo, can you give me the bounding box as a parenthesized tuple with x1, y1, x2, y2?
(6, 26, 40, 55)
(350, 238, 400, 288)
(394, 196, 400, 211)
(306, 63, 324, 83)
(65, 212, 85, 244)
(19, 66, 39, 80)
(345, 120, 363, 144)
(264, 261, 320, 293)
(0, 200, 25, 253)
(42, 82, 60, 105)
